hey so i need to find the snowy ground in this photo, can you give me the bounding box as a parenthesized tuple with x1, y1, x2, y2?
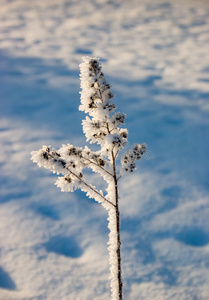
(0, 0, 209, 299)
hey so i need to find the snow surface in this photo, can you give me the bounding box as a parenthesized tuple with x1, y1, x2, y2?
(0, 0, 209, 299)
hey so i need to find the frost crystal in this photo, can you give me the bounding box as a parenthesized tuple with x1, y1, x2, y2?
(31, 57, 146, 300)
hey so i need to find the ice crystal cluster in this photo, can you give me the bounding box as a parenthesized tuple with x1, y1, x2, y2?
(31, 57, 146, 300)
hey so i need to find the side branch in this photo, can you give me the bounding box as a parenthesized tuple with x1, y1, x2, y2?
(82, 155, 113, 177)
(66, 167, 116, 208)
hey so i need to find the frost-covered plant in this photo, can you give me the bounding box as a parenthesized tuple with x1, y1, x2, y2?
(31, 57, 146, 300)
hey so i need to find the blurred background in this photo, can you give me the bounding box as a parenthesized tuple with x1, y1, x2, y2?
(0, 0, 209, 299)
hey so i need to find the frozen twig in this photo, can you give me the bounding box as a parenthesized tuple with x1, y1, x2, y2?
(31, 57, 146, 300)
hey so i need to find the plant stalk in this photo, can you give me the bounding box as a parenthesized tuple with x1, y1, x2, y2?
(112, 150, 123, 300)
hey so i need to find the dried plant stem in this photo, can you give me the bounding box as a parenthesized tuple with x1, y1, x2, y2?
(31, 57, 146, 300)
(112, 150, 123, 299)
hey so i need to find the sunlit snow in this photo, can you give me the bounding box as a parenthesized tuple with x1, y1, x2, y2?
(0, 0, 209, 299)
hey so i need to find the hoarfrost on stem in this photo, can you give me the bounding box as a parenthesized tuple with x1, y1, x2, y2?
(31, 56, 146, 300)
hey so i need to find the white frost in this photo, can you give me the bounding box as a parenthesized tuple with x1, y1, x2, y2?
(31, 57, 146, 300)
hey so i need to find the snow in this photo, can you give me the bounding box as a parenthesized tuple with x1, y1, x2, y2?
(0, 0, 209, 299)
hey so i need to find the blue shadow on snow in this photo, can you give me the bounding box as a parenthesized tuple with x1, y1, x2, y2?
(43, 236, 83, 258)
(0, 267, 16, 290)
